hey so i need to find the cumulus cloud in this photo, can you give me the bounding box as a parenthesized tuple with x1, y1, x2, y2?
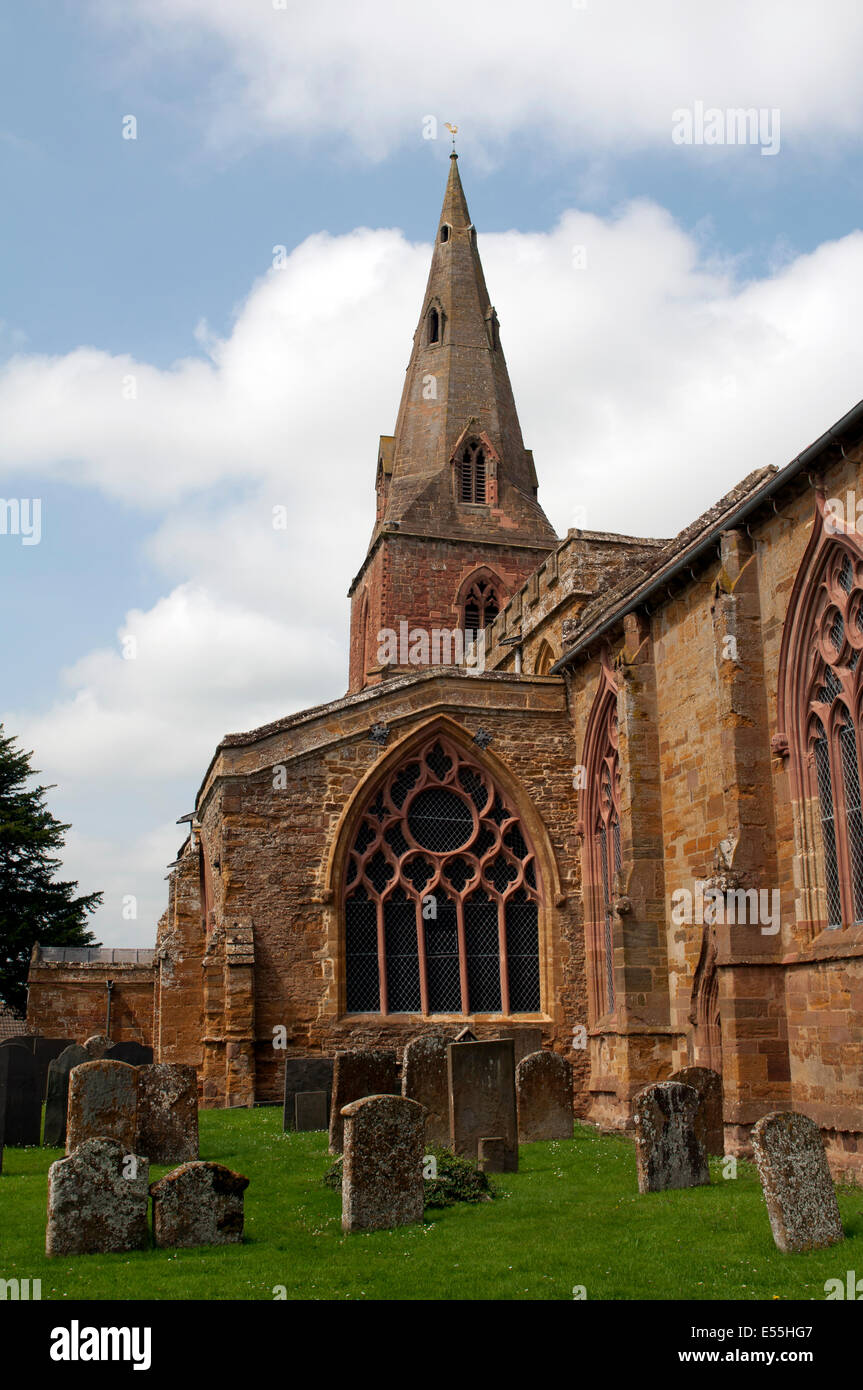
(6, 197, 863, 939)
(96, 0, 863, 159)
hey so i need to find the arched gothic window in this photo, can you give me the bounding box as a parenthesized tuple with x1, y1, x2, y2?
(459, 441, 487, 503)
(581, 666, 620, 1019)
(462, 576, 499, 643)
(427, 307, 441, 344)
(344, 736, 541, 1015)
(534, 640, 555, 675)
(794, 546, 863, 927)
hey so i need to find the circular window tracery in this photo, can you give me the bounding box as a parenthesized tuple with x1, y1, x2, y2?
(344, 735, 541, 1016)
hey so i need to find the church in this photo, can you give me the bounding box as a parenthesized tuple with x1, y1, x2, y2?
(27, 155, 863, 1178)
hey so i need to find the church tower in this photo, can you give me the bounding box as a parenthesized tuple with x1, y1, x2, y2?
(348, 153, 559, 692)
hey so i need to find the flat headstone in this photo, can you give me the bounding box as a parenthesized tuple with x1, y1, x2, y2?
(136, 1064, 198, 1164)
(283, 1056, 333, 1131)
(751, 1111, 844, 1253)
(495, 1026, 545, 1066)
(0, 1035, 72, 1101)
(402, 1035, 452, 1146)
(670, 1066, 723, 1155)
(150, 1161, 249, 1248)
(447, 1039, 518, 1172)
(0, 1043, 41, 1146)
(341, 1094, 426, 1233)
(82, 1034, 112, 1059)
(46, 1137, 149, 1256)
(43, 1044, 89, 1147)
(66, 1060, 138, 1155)
(329, 1050, 399, 1155)
(294, 1090, 328, 1131)
(633, 1081, 710, 1193)
(478, 1137, 505, 1172)
(104, 1041, 154, 1067)
(516, 1050, 573, 1142)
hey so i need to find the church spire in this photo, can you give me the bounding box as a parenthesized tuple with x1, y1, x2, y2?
(378, 154, 557, 547)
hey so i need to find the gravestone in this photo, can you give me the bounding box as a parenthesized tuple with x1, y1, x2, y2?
(66, 1060, 138, 1154)
(670, 1065, 724, 1155)
(295, 1091, 328, 1131)
(283, 1056, 333, 1131)
(82, 1034, 112, 1059)
(0, 1098, 4, 1174)
(105, 1041, 153, 1067)
(150, 1161, 249, 1247)
(447, 1039, 518, 1172)
(43, 1044, 89, 1147)
(341, 1094, 426, 1233)
(1, 1035, 72, 1101)
(329, 1050, 399, 1154)
(478, 1137, 505, 1173)
(751, 1111, 844, 1253)
(0, 1043, 41, 1146)
(136, 1064, 198, 1164)
(516, 1050, 573, 1142)
(402, 1035, 452, 1146)
(633, 1081, 710, 1193)
(495, 1026, 544, 1067)
(46, 1138, 149, 1256)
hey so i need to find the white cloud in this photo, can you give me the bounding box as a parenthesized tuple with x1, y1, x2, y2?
(97, 0, 863, 159)
(6, 197, 863, 939)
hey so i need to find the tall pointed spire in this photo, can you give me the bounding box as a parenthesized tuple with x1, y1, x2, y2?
(379, 154, 557, 546)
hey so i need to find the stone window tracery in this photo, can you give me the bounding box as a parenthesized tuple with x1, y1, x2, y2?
(462, 576, 499, 643)
(459, 440, 487, 504)
(344, 735, 541, 1015)
(582, 667, 620, 1019)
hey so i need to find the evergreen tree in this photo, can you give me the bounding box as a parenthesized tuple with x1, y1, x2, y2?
(0, 724, 101, 1012)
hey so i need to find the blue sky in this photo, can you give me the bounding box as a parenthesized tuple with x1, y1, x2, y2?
(3, 0, 863, 942)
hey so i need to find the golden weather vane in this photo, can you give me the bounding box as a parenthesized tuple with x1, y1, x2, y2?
(444, 122, 458, 152)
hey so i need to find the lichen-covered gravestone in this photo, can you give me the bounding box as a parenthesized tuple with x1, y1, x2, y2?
(447, 1039, 518, 1172)
(282, 1056, 333, 1132)
(751, 1111, 844, 1253)
(0, 1043, 41, 1146)
(328, 1049, 399, 1155)
(136, 1064, 198, 1164)
(43, 1044, 89, 1147)
(670, 1065, 723, 1155)
(516, 1050, 573, 1142)
(65, 1060, 138, 1155)
(46, 1138, 149, 1256)
(150, 1161, 249, 1248)
(633, 1081, 710, 1193)
(402, 1035, 452, 1146)
(341, 1094, 426, 1233)
(82, 1034, 111, 1060)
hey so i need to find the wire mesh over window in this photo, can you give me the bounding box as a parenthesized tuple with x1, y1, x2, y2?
(344, 734, 541, 1015)
(803, 545, 863, 930)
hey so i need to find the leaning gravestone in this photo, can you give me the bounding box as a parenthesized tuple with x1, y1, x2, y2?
(751, 1111, 844, 1253)
(136, 1063, 198, 1164)
(447, 1039, 518, 1172)
(295, 1091, 328, 1131)
(43, 1044, 89, 1147)
(82, 1034, 112, 1059)
(46, 1138, 149, 1256)
(341, 1094, 426, 1233)
(0, 1043, 41, 1146)
(150, 1161, 249, 1247)
(283, 1056, 333, 1131)
(516, 1050, 573, 1142)
(66, 1060, 138, 1155)
(670, 1065, 724, 1155)
(329, 1050, 399, 1154)
(402, 1035, 452, 1146)
(104, 1041, 153, 1067)
(633, 1081, 709, 1193)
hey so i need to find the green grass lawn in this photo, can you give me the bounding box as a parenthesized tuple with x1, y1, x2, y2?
(1, 1107, 862, 1300)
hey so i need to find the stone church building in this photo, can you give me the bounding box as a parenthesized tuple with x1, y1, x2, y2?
(28, 156, 863, 1177)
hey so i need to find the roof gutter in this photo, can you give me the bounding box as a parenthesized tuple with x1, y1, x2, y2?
(551, 396, 863, 674)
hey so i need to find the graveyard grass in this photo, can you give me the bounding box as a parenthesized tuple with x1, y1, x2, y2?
(2, 1109, 863, 1300)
